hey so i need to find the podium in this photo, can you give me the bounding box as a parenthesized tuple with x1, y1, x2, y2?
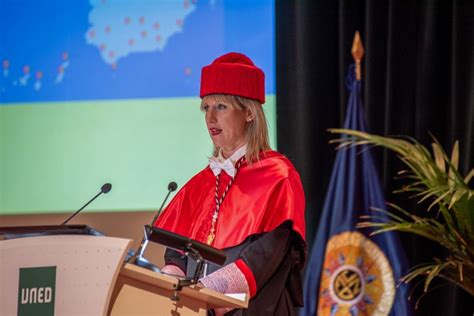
(0, 226, 247, 315)
(111, 264, 248, 315)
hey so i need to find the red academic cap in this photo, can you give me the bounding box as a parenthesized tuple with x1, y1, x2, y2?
(200, 52, 265, 104)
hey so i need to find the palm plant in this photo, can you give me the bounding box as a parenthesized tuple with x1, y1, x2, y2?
(329, 128, 474, 298)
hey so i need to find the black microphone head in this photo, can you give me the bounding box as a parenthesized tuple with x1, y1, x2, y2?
(168, 182, 178, 192)
(101, 183, 112, 194)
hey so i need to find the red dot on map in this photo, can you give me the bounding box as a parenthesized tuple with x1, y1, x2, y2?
(62, 52, 69, 61)
(124, 17, 131, 25)
(128, 39, 135, 46)
(23, 65, 30, 74)
(100, 43, 107, 51)
(184, 0, 189, 9)
(36, 71, 43, 79)
(184, 67, 192, 76)
(88, 30, 96, 38)
(141, 31, 148, 38)
(139, 16, 145, 25)
(155, 35, 161, 42)
(176, 19, 183, 26)
(109, 51, 115, 58)
(58, 66, 64, 74)
(192, 0, 198, 3)
(105, 26, 111, 33)
(153, 22, 160, 30)
(111, 63, 117, 70)
(2, 60, 9, 68)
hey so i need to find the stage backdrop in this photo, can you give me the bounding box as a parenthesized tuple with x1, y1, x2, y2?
(0, 0, 276, 215)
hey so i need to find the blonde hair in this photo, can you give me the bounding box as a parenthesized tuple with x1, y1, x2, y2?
(201, 94, 270, 163)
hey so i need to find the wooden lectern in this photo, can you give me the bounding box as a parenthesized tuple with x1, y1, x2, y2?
(0, 226, 247, 315)
(111, 263, 248, 315)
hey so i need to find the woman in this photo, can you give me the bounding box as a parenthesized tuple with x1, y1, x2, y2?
(154, 52, 306, 315)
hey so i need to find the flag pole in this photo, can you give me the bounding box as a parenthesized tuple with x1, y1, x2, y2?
(351, 31, 365, 81)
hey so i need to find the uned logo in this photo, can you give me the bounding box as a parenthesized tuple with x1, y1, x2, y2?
(18, 266, 56, 316)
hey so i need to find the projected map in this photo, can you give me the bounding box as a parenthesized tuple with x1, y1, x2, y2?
(0, 0, 276, 214)
(0, 0, 275, 103)
(86, 0, 197, 67)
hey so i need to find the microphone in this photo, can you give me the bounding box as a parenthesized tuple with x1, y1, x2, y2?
(127, 181, 178, 269)
(61, 183, 112, 225)
(150, 181, 178, 226)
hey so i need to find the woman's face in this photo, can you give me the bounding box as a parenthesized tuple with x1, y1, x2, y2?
(202, 96, 251, 158)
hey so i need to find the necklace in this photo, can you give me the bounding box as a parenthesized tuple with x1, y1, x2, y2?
(206, 156, 245, 245)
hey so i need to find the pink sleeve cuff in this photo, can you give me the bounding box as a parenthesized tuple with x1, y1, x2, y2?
(235, 259, 257, 298)
(199, 262, 250, 295)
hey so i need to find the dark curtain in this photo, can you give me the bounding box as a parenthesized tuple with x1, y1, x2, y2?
(275, 1, 473, 315)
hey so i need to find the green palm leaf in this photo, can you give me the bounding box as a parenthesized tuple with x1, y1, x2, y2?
(330, 128, 474, 297)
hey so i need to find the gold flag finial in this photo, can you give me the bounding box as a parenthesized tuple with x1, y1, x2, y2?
(351, 31, 365, 81)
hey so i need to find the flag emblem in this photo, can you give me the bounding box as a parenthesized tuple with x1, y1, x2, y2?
(318, 231, 395, 315)
(301, 41, 411, 315)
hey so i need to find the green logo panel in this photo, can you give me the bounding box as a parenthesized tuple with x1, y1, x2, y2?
(18, 266, 56, 316)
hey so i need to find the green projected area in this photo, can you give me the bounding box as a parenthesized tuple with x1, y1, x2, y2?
(0, 97, 276, 214)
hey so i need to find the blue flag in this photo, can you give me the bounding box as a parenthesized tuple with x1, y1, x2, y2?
(301, 65, 410, 315)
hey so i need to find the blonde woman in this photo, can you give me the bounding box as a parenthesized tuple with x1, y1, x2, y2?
(155, 52, 306, 316)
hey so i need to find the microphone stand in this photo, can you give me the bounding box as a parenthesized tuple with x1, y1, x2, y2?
(127, 182, 177, 272)
(126, 226, 160, 272)
(170, 243, 205, 301)
(61, 191, 102, 225)
(145, 225, 228, 298)
(151, 186, 175, 227)
(61, 183, 112, 225)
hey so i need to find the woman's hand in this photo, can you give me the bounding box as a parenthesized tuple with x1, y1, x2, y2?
(161, 264, 186, 277)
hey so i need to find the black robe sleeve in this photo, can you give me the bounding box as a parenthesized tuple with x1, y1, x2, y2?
(213, 221, 306, 316)
(164, 221, 306, 316)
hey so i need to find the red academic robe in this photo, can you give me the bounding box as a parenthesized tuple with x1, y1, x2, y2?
(154, 150, 306, 249)
(155, 150, 307, 315)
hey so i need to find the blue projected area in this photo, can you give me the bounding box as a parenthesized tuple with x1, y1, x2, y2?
(0, 0, 275, 103)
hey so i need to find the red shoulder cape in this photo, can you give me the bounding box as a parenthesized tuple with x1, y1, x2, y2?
(154, 151, 306, 249)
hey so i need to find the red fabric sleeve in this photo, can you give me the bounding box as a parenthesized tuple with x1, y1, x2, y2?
(235, 258, 257, 298)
